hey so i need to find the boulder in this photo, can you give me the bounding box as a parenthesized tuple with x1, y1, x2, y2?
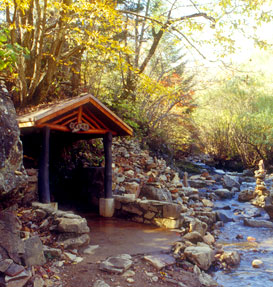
(238, 190, 254, 202)
(215, 188, 234, 199)
(189, 218, 208, 236)
(57, 233, 90, 249)
(55, 217, 90, 233)
(0, 211, 24, 264)
(23, 236, 46, 266)
(139, 184, 172, 202)
(223, 174, 240, 189)
(0, 85, 27, 208)
(184, 245, 214, 270)
(183, 231, 203, 244)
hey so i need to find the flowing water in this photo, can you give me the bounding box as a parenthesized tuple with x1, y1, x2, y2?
(211, 174, 273, 286)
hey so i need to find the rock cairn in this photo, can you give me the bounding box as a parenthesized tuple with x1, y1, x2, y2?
(252, 160, 268, 207)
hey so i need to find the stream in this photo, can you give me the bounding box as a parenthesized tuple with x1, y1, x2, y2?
(207, 169, 273, 286)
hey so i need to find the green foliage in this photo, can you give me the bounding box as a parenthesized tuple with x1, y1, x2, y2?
(194, 72, 273, 167)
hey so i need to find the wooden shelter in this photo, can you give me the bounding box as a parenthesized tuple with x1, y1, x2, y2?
(17, 94, 133, 209)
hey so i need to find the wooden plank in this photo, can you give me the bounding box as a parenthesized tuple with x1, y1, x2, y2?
(82, 111, 101, 129)
(37, 123, 70, 132)
(62, 116, 77, 127)
(78, 129, 117, 135)
(51, 110, 78, 124)
(84, 108, 108, 129)
(81, 117, 95, 129)
(77, 106, 83, 123)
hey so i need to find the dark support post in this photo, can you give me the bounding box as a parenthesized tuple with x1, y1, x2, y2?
(38, 126, 51, 203)
(103, 132, 113, 198)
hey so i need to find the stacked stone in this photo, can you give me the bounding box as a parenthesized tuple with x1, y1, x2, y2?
(112, 138, 217, 230)
(252, 160, 268, 207)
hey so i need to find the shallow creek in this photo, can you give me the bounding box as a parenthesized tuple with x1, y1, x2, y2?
(211, 173, 273, 286)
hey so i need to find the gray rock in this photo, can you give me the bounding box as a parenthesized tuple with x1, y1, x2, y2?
(82, 245, 99, 255)
(193, 265, 218, 287)
(0, 211, 24, 264)
(31, 202, 57, 214)
(183, 231, 203, 244)
(223, 174, 240, 189)
(216, 211, 234, 223)
(163, 203, 182, 219)
(43, 246, 62, 259)
(58, 233, 90, 249)
(238, 190, 255, 202)
(139, 184, 172, 202)
(23, 236, 46, 266)
(5, 269, 31, 287)
(0, 87, 28, 208)
(55, 217, 90, 233)
(189, 218, 208, 236)
(100, 254, 133, 274)
(215, 188, 234, 199)
(93, 280, 110, 287)
(220, 251, 240, 266)
(243, 218, 273, 228)
(0, 259, 13, 273)
(32, 276, 45, 287)
(143, 254, 176, 270)
(184, 245, 214, 270)
(264, 193, 273, 219)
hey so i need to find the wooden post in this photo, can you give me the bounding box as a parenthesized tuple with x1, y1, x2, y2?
(38, 126, 51, 203)
(103, 132, 113, 198)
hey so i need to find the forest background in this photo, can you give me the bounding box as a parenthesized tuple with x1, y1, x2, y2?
(0, 0, 273, 170)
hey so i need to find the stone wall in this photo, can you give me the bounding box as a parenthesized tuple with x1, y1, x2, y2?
(114, 195, 183, 229)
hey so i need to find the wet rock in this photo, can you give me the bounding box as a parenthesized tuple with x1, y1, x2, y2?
(23, 236, 46, 266)
(193, 265, 218, 287)
(99, 254, 133, 274)
(238, 190, 255, 202)
(216, 211, 234, 223)
(215, 188, 234, 199)
(153, 217, 182, 229)
(264, 192, 273, 219)
(183, 231, 203, 244)
(243, 218, 273, 228)
(184, 245, 214, 270)
(93, 280, 110, 287)
(163, 203, 182, 219)
(189, 218, 208, 236)
(223, 174, 240, 189)
(143, 254, 176, 270)
(203, 232, 215, 245)
(0, 211, 24, 264)
(55, 217, 90, 233)
(219, 251, 240, 266)
(252, 259, 263, 268)
(0, 86, 28, 209)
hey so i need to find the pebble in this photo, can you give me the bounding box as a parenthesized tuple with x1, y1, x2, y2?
(126, 278, 134, 283)
(252, 259, 263, 268)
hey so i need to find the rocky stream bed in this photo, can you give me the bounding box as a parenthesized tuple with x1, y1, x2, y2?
(1, 138, 273, 287)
